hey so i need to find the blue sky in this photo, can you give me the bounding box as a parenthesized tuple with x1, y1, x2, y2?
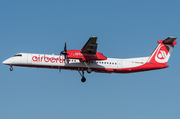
(0, 0, 180, 119)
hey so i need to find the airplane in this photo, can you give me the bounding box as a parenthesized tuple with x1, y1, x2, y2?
(3, 36, 177, 82)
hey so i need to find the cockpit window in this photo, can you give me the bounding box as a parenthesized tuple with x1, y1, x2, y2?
(13, 54, 22, 57)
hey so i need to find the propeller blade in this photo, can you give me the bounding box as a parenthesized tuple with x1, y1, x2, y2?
(60, 42, 67, 57)
(64, 42, 67, 52)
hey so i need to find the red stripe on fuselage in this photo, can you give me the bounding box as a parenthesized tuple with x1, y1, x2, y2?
(12, 62, 168, 73)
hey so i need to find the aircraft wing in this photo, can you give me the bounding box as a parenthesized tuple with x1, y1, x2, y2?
(81, 36, 98, 54)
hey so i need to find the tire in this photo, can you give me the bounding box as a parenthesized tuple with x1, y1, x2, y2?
(87, 68, 92, 73)
(10, 67, 13, 71)
(81, 77, 86, 82)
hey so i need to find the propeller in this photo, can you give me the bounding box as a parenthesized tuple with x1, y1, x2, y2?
(60, 42, 67, 59)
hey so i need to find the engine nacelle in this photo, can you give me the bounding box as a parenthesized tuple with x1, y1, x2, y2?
(66, 50, 107, 61)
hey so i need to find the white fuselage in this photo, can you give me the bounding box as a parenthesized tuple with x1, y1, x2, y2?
(3, 53, 149, 73)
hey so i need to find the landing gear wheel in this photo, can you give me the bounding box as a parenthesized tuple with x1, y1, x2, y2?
(78, 70, 87, 83)
(87, 68, 92, 73)
(81, 77, 86, 82)
(10, 67, 13, 71)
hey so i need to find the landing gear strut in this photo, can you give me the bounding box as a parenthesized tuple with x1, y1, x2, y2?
(78, 70, 86, 82)
(10, 66, 13, 71)
(83, 61, 92, 73)
(78, 61, 92, 82)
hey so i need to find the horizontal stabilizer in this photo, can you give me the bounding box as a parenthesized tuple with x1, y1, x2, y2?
(163, 37, 177, 44)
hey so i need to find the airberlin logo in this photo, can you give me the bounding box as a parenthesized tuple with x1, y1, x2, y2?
(155, 45, 172, 63)
(157, 50, 167, 59)
(32, 55, 64, 63)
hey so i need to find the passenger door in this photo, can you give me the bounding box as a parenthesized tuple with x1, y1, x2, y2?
(27, 54, 32, 64)
(117, 60, 121, 69)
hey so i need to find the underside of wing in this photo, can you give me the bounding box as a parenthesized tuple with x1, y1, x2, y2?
(81, 36, 98, 54)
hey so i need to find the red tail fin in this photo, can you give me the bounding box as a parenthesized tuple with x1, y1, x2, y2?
(147, 37, 177, 65)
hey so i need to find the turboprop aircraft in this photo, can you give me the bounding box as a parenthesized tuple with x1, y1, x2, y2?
(3, 36, 177, 82)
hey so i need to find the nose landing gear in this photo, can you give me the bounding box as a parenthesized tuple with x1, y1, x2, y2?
(10, 66, 13, 71)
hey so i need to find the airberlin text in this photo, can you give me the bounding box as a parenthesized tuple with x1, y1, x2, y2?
(32, 55, 64, 63)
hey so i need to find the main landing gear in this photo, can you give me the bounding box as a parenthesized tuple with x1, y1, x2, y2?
(78, 61, 92, 83)
(78, 69, 92, 83)
(83, 61, 92, 74)
(87, 68, 92, 73)
(78, 70, 86, 82)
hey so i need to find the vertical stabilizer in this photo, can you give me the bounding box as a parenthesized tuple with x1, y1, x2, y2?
(147, 37, 177, 65)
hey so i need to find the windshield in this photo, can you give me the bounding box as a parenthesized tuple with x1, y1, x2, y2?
(13, 54, 22, 57)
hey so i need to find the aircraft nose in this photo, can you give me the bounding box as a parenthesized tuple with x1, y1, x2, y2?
(3, 59, 7, 64)
(2, 59, 11, 65)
